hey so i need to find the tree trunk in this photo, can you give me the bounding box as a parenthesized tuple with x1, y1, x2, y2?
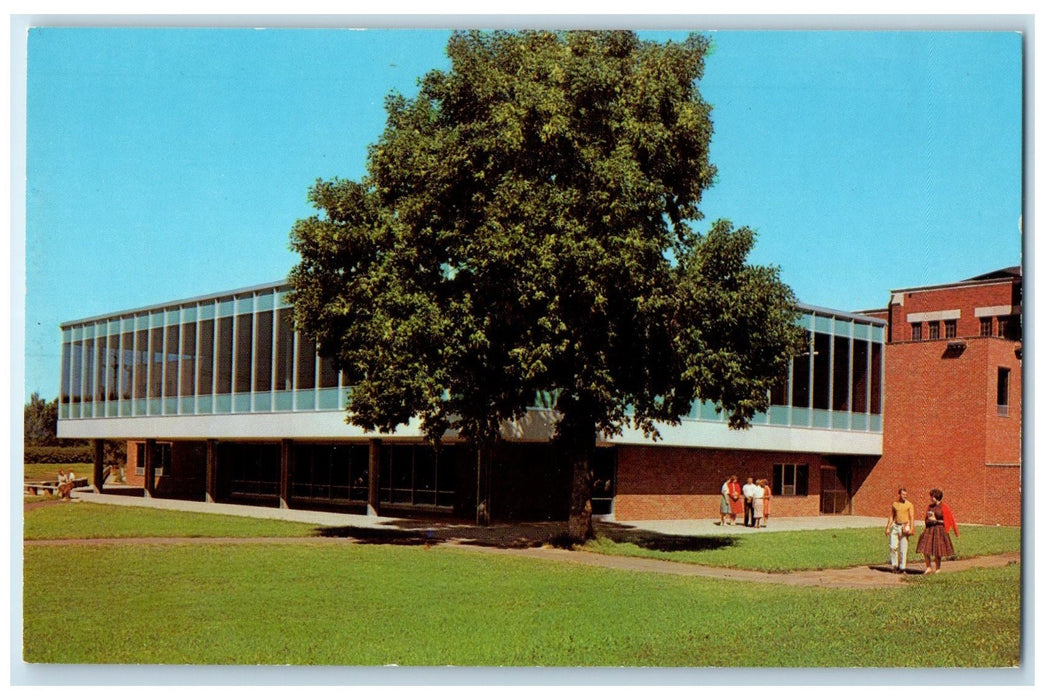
(476, 445, 491, 526)
(567, 448, 594, 542)
(562, 416, 597, 543)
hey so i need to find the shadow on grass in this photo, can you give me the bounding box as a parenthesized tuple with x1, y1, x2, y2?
(594, 521, 738, 553)
(314, 518, 738, 553)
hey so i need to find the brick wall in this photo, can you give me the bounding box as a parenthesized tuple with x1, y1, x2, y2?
(890, 279, 1017, 342)
(613, 445, 824, 521)
(123, 440, 207, 499)
(850, 337, 1022, 525)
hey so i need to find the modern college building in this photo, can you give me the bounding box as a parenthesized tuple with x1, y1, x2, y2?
(55, 268, 1022, 526)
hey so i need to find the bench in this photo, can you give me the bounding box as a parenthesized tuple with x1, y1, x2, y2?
(24, 478, 89, 496)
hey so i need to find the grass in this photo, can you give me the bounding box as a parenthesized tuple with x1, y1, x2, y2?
(23, 502, 318, 540)
(23, 540, 1021, 666)
(21, 502, 1024, 667)
(24, 463, 92, 483)
(584, 524, 1023, 572)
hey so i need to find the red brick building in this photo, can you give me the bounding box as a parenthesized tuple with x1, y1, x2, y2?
(850, 268, 1023, 525)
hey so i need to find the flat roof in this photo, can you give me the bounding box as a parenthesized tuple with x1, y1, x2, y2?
(890, 267, 1021, 296)
(60, 278, 887, 329)
(60, 279, 292, 327)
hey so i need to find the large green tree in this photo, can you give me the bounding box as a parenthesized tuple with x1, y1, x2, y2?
(289, 30, 803, 540)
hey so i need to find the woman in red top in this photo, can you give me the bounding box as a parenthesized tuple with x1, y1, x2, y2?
(915, 488, 958, 574)
(728, 476, 743, 525)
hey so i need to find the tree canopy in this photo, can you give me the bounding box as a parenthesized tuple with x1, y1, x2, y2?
(24, 392, 60, 447)
(289, 30, 803, 538)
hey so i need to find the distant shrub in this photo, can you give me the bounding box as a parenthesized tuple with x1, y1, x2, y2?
(24, 445, 94, 464)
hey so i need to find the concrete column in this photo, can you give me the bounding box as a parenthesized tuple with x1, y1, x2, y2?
(205, 439, 218, 503)
(280, 439, 293, 509)
(367, 439, 381, 517)
(92, 439, 105, 494)
(144, 438, 156, 498)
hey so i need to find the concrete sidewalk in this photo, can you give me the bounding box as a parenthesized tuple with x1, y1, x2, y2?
(67, 488, 887, 536)
(70, 488, 402, 530)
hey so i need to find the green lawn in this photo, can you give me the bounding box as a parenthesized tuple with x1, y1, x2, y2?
(23, 502, 317, 540)
(21, 502, 1023, 667)
(584, 524, 1023, 572)
(24, 463, 92, 483)
(23, 541, 1021, 666)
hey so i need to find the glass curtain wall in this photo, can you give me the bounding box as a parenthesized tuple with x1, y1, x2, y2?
(764, 310, 884, 431)
(59, 288, 884, 432)
(59, 285, 347, 419)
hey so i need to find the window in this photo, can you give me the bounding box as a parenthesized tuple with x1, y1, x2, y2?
(997, 367, 1010, 416)
(197, 319, 215, 395)
(83, 337, 94, 405)
(135, 442, 171, 476)
(133, 329, 148, 400)
(870, 342, 883, 415)
(164, 325, 180, 398)
(379, 444, 457, 508)
(928, 321, 940, 340)
(980, 318, 993, 337)
(911, 323, 922, 341)
(215, 316, 233, 395)
(296, 332, 317, 390)
(148, 328, 163, 399)
(60, 342, 72, 406)
(94, 335, 107, 402)
(254, 310, 273, 392)
(234, 313, 253, 393)
(831, 335, 850, 411)
(791, 331, 812, 409)
(772, 463, 809, 496)
(275, 308, 295, 392)
(999, 315, 1022, 341)
(852, 339, 868, 413)
(179, 322, 196, 397)
(120, 331, 134, 400)
(106, 333, 122, 401)
(944, 319, 957, 339)
(812, 332, 831, 410)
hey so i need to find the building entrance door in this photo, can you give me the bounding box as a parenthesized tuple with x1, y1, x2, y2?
(820, 465, 849, 514)
(591, 447, 617, 516)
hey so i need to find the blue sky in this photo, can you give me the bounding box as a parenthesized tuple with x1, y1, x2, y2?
(19, 27, 1024, 401)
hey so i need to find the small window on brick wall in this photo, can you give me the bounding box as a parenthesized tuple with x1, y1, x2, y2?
(997, 367, 1010, 416)
(928, 321, 940, 340)
(772, 463, 809, 496)
(980, 318, 993, 337)
(911, 323, 922, 341)
(944, 319, 957, 338)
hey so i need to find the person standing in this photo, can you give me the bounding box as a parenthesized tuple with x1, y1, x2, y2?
(719, 477, 733, 526)
(885, 487, 916, 573)
(916, 488, 957, 574)
(751, 479, 765, 529)
(728, 476, 743, 525)
(741, 477, 757, 527)
(759, 479, 772, 527)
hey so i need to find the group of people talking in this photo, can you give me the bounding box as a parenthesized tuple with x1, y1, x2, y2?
(719, 475, 770, 528)
(886, 486, 959, 574)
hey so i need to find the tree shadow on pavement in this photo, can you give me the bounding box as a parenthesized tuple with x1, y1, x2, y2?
(314, 518, 737, 552)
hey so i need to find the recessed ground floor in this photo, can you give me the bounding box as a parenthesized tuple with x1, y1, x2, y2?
(106, 437, 885, 523)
